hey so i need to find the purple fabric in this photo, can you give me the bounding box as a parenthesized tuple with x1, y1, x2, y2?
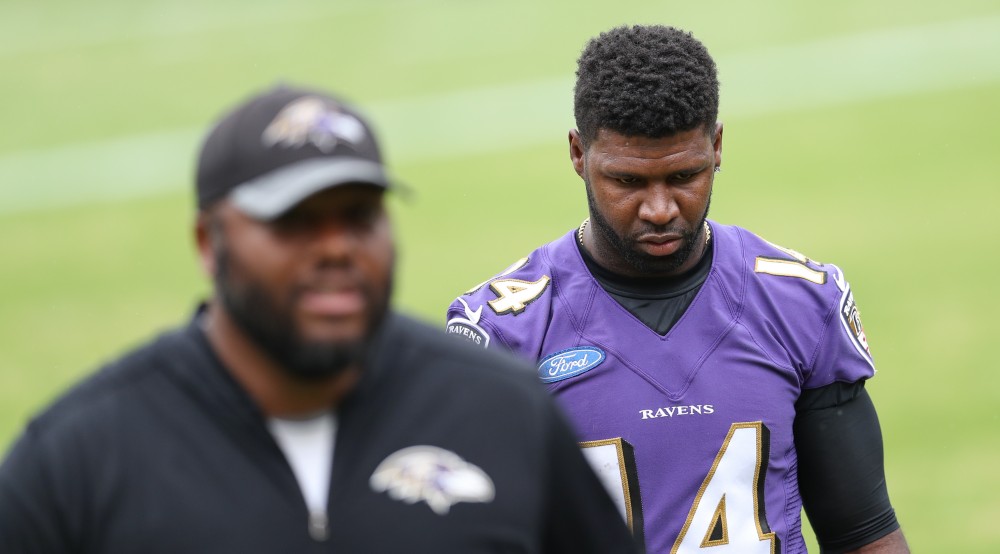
(447, 221, 876, 553)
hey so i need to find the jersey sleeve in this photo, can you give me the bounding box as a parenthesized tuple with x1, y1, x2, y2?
(802, 265, 877, 388)
(445, 294, 508, 351)
(740, 228, 877, 389)
(445, 253, 556, 362)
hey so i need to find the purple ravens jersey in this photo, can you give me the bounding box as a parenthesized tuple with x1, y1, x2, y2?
(446, 221, 876, 554)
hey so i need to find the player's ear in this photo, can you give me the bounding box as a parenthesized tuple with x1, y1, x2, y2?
(195, 209, 219, 278)
(712, 122, 723, 169)
(569, 129, 586, 178)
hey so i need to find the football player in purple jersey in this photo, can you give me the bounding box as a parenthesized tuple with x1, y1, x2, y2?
(447, 25, 909, 554)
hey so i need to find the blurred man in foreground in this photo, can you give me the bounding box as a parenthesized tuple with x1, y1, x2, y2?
(0, 84, 637, 553)
(447, 25, 908, 553)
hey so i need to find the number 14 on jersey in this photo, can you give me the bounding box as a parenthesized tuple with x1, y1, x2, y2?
(582, 422, 778, 553)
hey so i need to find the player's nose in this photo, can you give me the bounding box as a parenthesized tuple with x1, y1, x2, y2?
(637, 184, 677, 226)
(306, 217, 360, 264)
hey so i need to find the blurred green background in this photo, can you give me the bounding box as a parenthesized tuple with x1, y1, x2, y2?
(2, 0, 998, 550)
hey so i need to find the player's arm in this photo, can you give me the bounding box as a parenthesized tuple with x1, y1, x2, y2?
(846, 529, 908, 553)
(794, 380, 909, 553)
(0, 428, 75, 553)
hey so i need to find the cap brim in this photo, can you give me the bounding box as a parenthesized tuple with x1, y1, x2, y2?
(229, 157, 390, 220)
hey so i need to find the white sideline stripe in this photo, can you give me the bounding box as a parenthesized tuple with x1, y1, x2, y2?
(0, 1, 385, 57)
(1, 15, 998, 216)
(721, 15, 1000, 116)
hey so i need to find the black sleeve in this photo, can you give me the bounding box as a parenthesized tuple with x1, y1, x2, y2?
(0, 429, 74, 554)
(542, 403, 639, 554)
(794, 380, 900, 553)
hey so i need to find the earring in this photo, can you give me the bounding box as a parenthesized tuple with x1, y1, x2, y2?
(714, 166, 721, 173)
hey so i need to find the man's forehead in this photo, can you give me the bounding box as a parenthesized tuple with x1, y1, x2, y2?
(589, 128, 714, 163)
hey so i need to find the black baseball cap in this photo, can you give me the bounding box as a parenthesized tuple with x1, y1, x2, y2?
(196, 84, 391, 220)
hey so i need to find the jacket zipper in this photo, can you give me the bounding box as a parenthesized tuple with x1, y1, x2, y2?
(308, 510, 329, 541)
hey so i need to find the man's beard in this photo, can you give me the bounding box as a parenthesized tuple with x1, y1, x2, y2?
(585, 181, 710, 276)
(213, 239, 391, 382)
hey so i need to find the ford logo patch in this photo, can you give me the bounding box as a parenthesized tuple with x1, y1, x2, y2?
(538, 347, 606, 383)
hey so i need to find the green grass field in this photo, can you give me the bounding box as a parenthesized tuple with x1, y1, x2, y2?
(2, 0, 999, 550)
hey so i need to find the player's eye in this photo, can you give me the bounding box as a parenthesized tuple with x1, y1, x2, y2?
(348, 207, 373, 224)
(617, 176, 639, 185)
(272, 210, 311, 232)
(337, 203, 383, 226)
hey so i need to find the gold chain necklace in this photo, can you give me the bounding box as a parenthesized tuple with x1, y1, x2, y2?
(577, 217, 589, 245)
(577, 218, 711, 247)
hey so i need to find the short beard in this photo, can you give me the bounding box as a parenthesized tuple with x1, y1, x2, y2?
(585, 180, 710, 276)
(211, 229, 390, 382)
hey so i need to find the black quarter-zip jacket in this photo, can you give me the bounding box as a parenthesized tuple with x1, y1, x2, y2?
(0, 311, 637, 554)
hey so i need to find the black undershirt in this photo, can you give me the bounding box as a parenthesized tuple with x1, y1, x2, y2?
(578, 236, 713, 335)
(575, 236, 899, 551)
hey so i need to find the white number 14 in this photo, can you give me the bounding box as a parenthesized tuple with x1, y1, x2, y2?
(581, 422, 778, 553)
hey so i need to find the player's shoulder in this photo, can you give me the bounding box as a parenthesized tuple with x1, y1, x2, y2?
(717, 222, 874, 361)
(23, 325, 190, 441)
(716, 222, 849, 304)
(453, 234, 566, 307)
(445, 232, 574, 349)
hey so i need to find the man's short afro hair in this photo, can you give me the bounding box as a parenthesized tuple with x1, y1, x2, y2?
(574, 25, 719, 146)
